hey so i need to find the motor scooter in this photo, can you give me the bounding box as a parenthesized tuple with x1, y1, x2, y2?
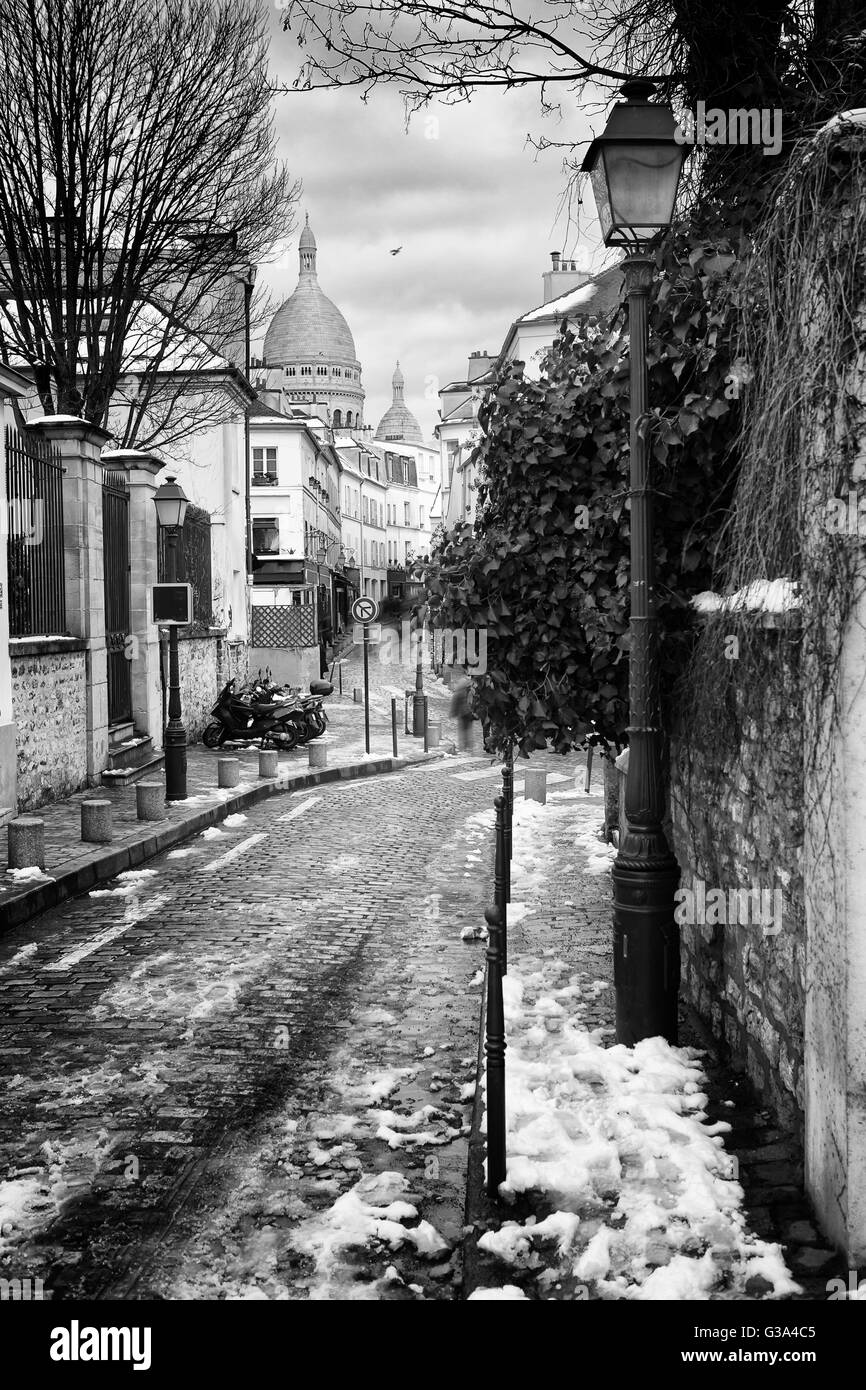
(202, 680, 301, 750)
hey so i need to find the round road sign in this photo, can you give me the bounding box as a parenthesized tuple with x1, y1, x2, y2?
(351, 595, 380, 624)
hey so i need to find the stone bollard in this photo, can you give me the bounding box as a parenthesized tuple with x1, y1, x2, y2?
(259, 749, 279, 779)
(353, 687, 363, 704)
(218, 757, 240, 789)
(8, 817, 45, 870)
(81, 799, 113, 843)
(524, 768, 547, 805)
(427, 718, 442, 749)
(308, 741, 328, 769)
(136, 782, 164, 822)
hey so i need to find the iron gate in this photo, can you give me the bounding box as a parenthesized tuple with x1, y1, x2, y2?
(102, 467, 131, 725)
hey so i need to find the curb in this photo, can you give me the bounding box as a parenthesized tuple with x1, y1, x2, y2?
(0, 750, 448, 936)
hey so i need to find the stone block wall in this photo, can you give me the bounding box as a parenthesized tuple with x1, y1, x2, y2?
(669, 626, 805, 1130)
(174, 633, 247, 741)
(10, 639, 88, 809)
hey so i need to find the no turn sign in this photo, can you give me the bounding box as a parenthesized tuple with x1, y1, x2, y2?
(351, 595, 380, 624)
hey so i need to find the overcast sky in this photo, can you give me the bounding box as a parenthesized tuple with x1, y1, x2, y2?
(258, 6, 610, 439)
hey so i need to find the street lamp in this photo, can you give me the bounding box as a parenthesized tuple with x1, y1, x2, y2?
(154, 475, 189, 802)
(582, 79, 688, 1046)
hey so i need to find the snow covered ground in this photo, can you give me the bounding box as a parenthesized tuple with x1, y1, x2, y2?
(475, 787, 802, 1301)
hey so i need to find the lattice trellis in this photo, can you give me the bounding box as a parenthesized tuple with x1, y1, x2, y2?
(251, 604, 317, 648)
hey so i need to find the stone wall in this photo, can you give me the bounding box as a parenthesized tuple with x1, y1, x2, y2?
(669, 621, 805, 1131)
(10, 639, 88, 810)
(174, 633, 247, 741)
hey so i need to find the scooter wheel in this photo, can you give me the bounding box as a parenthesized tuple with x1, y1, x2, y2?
(270, 724, 300, 751)
(203, 722, 225, 749)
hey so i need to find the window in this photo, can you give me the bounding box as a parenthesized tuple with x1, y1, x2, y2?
(334, 410, 342, 429)
(405, 540, 412, 561)
(317, 365, 327, 377)
(333, 367, 342, 379)
(285, 366, 296, 378)
(378, 502, 384, 527)
(362, 496, 369, 523)
(300, 365, 312, 377)
(419, 507, 425, 528)
(346, 410, 353, 426)
(363, 539, 368, 565)
(252, 447, 277, 485)
(253, 517, 279, 555)
(404, 502, 410, 526)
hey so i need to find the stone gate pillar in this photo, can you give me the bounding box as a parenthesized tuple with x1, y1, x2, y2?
(26, 416, 112, 783)
(101, 449, 163, 745)
(0, 367, 31, 818)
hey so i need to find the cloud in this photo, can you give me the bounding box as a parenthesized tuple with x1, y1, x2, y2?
(262, 11, 605, 437)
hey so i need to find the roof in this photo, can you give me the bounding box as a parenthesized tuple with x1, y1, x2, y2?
(518, 263, 623, 323)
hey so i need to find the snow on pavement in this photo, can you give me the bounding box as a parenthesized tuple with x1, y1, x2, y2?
(480, 956, 802, 1300)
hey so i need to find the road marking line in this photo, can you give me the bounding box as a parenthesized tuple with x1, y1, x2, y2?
(45, 893, 171, 972)
(201, 832, 267, 873)
(276, 796, 322, 822)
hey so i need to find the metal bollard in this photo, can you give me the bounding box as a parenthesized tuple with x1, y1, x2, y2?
(585, 743, 594, 794)
(494, 793, 508, 976)
(258, 749, 279, 779)
(391, 697, 398, 758)
(423, 695, 429, 752)
(501, 761, 513, 904)
(339, 663, 343, 698)
(81, 799, 112, 843)
(136, 782, 163, 821)
(218, 757, 240, 789)
(484, 896, 507, 1196)
(7, 817, 45, 870)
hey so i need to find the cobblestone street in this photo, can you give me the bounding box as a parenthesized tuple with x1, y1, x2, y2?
(0, 639, 592, 1298)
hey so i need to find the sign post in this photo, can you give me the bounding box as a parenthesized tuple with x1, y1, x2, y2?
(351, 596, 380, 755)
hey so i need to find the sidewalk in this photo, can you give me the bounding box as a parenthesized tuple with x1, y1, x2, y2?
(0, 682, 458, 935)
(462, 782, 844, 1302)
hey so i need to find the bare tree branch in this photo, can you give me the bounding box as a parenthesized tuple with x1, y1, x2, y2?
(0, 0, 299, 446)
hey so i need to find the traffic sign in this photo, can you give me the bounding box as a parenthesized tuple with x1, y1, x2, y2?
(352, 595, 379, 624)
(353, 623, 382, 644)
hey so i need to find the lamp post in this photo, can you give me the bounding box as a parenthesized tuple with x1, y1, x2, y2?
(154, 475, 189, 802)
(582, 78, 688, 1045)
(410, 562, 427, 736)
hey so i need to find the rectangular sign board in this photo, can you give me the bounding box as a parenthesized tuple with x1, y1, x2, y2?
(353, 623, 382, 644)
(152, 583, 193, 625)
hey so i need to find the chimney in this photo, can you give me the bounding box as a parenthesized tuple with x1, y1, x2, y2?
(542, 250, 590, 305)
(467, 351, 494, 381)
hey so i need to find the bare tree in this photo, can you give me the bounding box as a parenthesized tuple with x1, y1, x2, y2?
(0, 0, 298, 445)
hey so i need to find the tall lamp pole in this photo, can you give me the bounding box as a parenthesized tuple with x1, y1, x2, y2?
(154, 476, 189, 802)
(583, 79, 689, 1044)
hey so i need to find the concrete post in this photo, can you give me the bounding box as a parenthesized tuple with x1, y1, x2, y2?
(136, 781, 164, 821)
(81, 798, 112, 843)
(524, 768, 547, 804)
(101, 450, 163, 744)
(308, 741, 327, 769)
(8, 817, 45, 869)
(26, 417, 113, 784)
(259, 749, 278, 778)
(218, 757, 240, 788)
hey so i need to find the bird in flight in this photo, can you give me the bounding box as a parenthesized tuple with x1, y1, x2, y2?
(390, 246, 402, 256)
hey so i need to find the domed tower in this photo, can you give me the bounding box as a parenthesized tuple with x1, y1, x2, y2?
(263, 214, 365, 427)
(375, 361, 423, 443)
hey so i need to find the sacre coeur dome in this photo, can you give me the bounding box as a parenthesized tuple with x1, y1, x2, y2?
(263, 215, 359, 368)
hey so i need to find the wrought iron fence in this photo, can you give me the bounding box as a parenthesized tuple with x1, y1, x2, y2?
(4, 423, 66, 637)
(157, 502, 213, 628)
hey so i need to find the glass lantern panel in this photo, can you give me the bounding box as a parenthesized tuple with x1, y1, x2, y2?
(603, 143, 683, 240)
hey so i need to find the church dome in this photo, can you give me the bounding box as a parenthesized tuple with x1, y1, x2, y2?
(376, 360, 423, 442)
(264, 215, 359, 366)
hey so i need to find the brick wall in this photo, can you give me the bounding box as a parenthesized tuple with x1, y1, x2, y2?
(11, 642, 88, 809)
(669, 623, 805, 1130)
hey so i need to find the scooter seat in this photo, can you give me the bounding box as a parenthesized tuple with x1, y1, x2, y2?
(310, 680, 333, 696)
